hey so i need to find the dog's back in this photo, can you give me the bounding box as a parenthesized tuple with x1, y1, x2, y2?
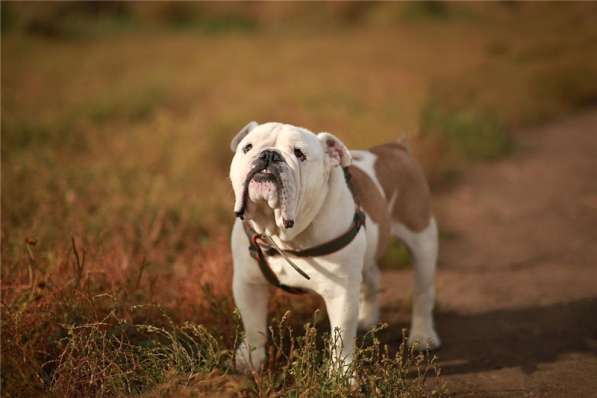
(349, 142, 432, 259)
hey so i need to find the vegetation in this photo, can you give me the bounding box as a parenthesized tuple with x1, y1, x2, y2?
(2, 2, 597, 396)
(2, 237, 444, 397)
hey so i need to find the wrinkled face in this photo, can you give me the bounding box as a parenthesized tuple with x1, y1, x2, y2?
(229, 122, 350, 238)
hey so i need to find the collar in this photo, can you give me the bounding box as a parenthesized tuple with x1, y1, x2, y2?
(244, 209, 366, 258)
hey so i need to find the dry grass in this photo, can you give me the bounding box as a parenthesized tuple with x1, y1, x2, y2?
(2, 235, 445, 397)
(2, 2, 597, 396)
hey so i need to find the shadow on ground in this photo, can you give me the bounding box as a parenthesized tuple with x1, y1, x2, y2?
(381, 298, 597, 376)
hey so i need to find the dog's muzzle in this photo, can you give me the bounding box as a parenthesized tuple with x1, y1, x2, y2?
(235, 149, 292, 226)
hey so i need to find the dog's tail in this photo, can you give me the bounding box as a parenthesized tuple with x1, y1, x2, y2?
(395, 135, 412, 153)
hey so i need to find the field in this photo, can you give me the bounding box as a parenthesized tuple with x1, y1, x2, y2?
(2, 2, 597, 397)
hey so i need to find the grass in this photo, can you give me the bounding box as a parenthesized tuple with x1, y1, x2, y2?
(3, 2, 597, 396)
(379, 239, 413, 271)
(420, 100, 512, 162)
(2, 237, 445, 397)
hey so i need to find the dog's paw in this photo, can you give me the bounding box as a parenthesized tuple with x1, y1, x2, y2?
(234, 342, 265, 373)
(357, 304, 380, 331)
(357, 313, 379, 332)
(407, 326, 441, 351)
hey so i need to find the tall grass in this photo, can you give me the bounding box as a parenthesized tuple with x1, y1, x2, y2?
(1, 235, 445, 397)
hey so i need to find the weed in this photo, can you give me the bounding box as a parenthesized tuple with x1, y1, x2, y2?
(258, 312, 446, 397)
(420, 100, 513, 162)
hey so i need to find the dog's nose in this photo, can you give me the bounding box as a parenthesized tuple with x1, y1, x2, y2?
(259, 149, 283, 164)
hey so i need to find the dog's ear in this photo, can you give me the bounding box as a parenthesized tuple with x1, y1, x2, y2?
(230, 121, 258, 152)
(317, 132, 352, 168)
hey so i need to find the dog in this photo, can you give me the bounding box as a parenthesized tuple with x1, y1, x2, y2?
(229, 121, 440, 372)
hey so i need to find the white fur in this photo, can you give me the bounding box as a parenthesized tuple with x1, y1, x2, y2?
(392, 219, 441, 349)
(351, 150, 386, 197)
(229, 122, 439, 374)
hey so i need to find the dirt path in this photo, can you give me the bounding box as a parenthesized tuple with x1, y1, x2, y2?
(379, 109, 597, 397)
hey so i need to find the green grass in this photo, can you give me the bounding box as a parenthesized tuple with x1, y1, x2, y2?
(420, 100, 513, 162)
(379, 239, 413, 270)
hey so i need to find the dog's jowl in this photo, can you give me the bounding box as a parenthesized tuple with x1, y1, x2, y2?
(229, 122, 440, 373)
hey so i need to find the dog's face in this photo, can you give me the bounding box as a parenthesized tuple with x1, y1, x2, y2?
(229, 122, 351, 239)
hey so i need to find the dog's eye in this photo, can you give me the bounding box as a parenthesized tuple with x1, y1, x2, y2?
(242, 143, 253, 154)
(294, 148, 306, 162)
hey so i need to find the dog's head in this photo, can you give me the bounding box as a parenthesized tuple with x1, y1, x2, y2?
(229, 122, 351, 240)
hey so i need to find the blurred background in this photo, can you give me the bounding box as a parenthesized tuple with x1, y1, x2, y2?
(3, 2, 597, 256)
(2, 2, 597, 396)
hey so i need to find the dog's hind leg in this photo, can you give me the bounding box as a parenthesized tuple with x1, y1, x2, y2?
(392, 217, 441, 350)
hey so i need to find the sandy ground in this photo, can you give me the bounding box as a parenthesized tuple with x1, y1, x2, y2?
(379, 109, 597, 397)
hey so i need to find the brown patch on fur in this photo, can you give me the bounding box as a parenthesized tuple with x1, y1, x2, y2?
(370, 142, 431, 232)
(348, 165, 390, 258)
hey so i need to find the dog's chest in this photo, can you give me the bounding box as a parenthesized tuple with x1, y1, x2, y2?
(266, 255, 310, 287)
(263, 254, 352, 293)
(267, 256, 288, 278)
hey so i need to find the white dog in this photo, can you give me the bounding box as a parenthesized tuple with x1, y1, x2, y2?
(229, 121, 440, 372)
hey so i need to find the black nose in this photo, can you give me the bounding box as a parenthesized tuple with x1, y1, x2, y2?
(259, 149, 283, 164)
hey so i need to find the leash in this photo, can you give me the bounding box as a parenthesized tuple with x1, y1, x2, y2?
(262, 235, 311, 280)
(242, 167, 365, 294)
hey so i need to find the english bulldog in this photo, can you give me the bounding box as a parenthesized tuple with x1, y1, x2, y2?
(229, 121, 440, 372)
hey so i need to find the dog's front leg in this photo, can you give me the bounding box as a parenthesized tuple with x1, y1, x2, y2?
(322, 284, 360, 374)
(233, 278, 270, 373)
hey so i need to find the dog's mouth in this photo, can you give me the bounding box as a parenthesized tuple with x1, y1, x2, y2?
(252, 169, 276, 183)
(235, 163, 295, 229)
(248, 169, 280, 210)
